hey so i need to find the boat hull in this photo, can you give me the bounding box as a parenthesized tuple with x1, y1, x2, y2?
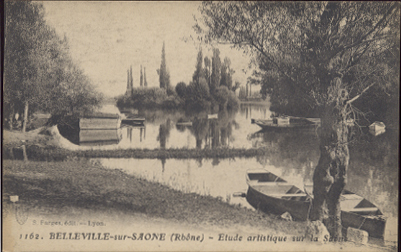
(121, 118, 145, 126)
(253, 117, 321, 131)
(246, 186, 386, 238)
(255, 122, 318, 130)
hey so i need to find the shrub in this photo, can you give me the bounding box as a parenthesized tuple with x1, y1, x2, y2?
(175, 82, 187, 98)
(214, 86, 230, 110)
(227, 90, 240, 111)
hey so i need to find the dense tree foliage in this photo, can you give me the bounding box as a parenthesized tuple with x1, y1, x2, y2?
(198, 1, 400, 238)
(185, 48, 239, 111)
(4, 1, 102, 131)
(117, 87, 179, 109)
(119, 46, 240, 112)
(175, 82, 188, 99)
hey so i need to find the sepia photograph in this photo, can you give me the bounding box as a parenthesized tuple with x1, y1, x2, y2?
(2, 1, 399, 251)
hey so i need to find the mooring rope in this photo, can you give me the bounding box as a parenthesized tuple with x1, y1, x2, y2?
(304, 185, 313, 221)
(358, 216, 367, 230)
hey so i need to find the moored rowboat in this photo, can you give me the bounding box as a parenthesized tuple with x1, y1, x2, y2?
(252, 116, 320, 130)
(245, 169, 386, 238)
(79, 113, 121, 130)
(121, 117, 145, 126)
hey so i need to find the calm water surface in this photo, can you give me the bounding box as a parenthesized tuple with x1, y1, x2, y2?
(83, 103, 397, 243)
(77, 103, 270, 148)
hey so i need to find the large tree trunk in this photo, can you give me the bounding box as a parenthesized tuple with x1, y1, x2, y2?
(22, 101, 29, 133)
(310, 78, 350, 239)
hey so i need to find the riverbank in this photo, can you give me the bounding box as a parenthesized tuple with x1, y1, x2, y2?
(3, 160, 394, 251)
(3, 159, 304, 234)
(3, 129, 396, 251)
(3, 127, 274, 161)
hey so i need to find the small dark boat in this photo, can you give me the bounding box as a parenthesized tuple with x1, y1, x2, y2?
(252, 116, 320, 130)
(121, 116, 145, 126)
(176, 121, 192, 126)
(245, 169, 386, 238)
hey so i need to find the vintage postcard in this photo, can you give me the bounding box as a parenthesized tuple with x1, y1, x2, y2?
(3, 1, 399, 251)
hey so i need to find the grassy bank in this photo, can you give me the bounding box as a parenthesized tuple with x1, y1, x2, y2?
(3, 159, 304, 235)
(3, 144, 275, 162)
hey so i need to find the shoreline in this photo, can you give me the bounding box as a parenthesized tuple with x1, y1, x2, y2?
(3, 126, 273, 161)
(2, 128, 396, 251)
(3, 160, 393, 251)
(2, 159, 305, 235)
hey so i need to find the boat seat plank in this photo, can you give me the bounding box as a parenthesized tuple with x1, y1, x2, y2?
(252, 182, 289, 185)
(341, 194, 363, 200)
(269, 193, 308, 197)
(343, 207, 378, 212)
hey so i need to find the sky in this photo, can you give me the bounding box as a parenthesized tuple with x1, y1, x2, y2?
(41, 1, 253, 98)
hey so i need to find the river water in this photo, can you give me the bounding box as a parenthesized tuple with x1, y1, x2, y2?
(72, 103, 398, 243)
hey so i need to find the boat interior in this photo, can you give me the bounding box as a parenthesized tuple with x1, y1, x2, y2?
(248, 172, 308, 201)
(248, 171, 382, 216)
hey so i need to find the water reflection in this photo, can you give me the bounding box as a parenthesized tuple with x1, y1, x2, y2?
(59, 103, 271, 149)
(95, 118, 398, 242)
(124, 125, 146, 143)
(79, 129, 122, 146)
(157, 119, 172, 149)
(98, 143, 397, 242)
(240, 103, 271, 120)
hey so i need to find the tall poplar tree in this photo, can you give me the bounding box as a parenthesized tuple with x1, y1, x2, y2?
(144, 67, 148, 87)
(158, 42, 170, 89)
(140, 65, 143, 87)
(192, 48, 204, 84)
(130, 65, 133, 90)
(210, 48, 221, 94)
(126, 69, 130, 94)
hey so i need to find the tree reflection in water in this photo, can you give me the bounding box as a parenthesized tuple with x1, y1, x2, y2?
(157, 119, 172, 149)
(248, 127, 398, 219)
(190, 109, 238, 150)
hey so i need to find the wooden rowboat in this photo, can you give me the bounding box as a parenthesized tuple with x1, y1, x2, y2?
(245, 169, 386, 238)
(121, 116, 145, 126)
(79, 113, 121, 130)
(79, 129, 122, 146)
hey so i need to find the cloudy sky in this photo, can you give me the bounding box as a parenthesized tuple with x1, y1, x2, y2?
(41, 1, 253, 98)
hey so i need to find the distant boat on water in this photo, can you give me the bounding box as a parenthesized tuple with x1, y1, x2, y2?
(79, 113, 121, 130)
(369, 121, 385, 132)
(252, 116, 320, 130)
(207, 114, 218, 119)
(121, 116, 145, 126)
(176, 121, 192, 126)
